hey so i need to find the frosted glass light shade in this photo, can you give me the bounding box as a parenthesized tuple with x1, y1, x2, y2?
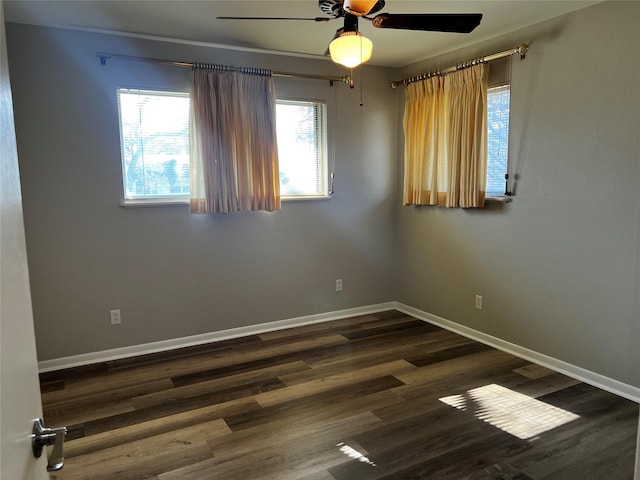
(329, 32, 373, 68)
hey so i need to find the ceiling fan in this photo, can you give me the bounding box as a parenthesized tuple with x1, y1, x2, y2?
(217, 0, 483, 68)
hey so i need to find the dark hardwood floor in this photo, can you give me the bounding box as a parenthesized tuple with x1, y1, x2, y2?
(41, 311, 639, 479)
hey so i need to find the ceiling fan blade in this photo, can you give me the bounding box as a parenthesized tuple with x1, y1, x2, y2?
(216, 16, 332, 22)
(371, 13, 482, 33)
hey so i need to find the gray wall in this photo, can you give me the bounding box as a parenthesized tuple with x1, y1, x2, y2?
(395, 1, 640, 387)
(6, 24, 398, 361)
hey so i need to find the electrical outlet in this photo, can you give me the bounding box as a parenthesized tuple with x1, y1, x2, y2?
(336, 279, 343, 292)
(474, 295, 483, 310)
(110, 309, 121, 325)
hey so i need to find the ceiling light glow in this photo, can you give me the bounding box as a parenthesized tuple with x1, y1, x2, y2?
(329, 31, 373, 68)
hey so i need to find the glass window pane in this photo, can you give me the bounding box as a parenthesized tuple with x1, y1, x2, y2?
(117, 89, 190, 201)
(276, 100, 328, 197)
(117, 92, 329, 203)
(486, 85, 510, 197)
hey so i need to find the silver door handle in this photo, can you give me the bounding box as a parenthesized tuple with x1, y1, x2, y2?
(32, 418, 67, 472)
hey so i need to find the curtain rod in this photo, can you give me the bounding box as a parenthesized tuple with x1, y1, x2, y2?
(96, 52, 354, 88)
(390, 43, 529, 89)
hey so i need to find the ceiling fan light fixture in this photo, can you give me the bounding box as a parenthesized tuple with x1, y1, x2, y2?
(343, 0, 380, 16)
(329, 31, 373, 68)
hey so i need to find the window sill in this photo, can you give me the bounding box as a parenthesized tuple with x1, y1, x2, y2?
(120, 199, 188, 208)
(485, 195, 513, 204)
(119, 195, 331, 208)
(281, 195, 331, 202)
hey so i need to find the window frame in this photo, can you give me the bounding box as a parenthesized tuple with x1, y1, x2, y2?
(117, 88, 191, 206)
(116, 90, 331, 206)
(485, 83, 511, 200)
(276, 98, 330, 200)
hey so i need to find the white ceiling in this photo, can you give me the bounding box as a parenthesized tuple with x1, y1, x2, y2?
(4, 0, 601, 67)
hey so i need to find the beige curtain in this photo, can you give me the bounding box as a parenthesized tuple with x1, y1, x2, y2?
(403, 64, 488, 208)
(190, 67, 281, 214)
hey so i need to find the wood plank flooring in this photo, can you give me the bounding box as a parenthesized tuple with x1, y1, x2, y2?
(41, 311, 639, 479)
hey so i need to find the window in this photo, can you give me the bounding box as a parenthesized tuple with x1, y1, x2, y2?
(117, 90, 328, 204)
(276, 99, 328, 198)
(486, 85, 510, 197)
(117, 89, 190, 204)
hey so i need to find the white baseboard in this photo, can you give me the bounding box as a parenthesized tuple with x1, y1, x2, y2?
(39, 301, 640, 404)
(37, 302, 397, 373)
(395, 302, 640, 403)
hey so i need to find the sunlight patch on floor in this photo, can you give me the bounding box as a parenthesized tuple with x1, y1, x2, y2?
(439, 383, 580, 440)
(336, 442, 376, 467)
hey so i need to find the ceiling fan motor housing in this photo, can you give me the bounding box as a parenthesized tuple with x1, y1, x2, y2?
(318, 0, 386, 17)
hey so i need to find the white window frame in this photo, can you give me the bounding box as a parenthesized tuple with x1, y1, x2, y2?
(276, 98, 329, 200)
(117, 88, 191, 206)
(116, 91, 330, 206)
(486, 84, 511, 199)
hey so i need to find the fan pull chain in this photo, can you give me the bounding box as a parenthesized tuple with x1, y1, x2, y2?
(359, 66, 364, 107)
(359, 39, 364, 106)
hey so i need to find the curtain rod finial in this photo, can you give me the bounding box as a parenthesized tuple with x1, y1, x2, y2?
(517, 43, 529, 60)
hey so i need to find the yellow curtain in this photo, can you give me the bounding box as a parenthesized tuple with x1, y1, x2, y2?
(190, 68, 281, 214)
(403, 64, 488, 208)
